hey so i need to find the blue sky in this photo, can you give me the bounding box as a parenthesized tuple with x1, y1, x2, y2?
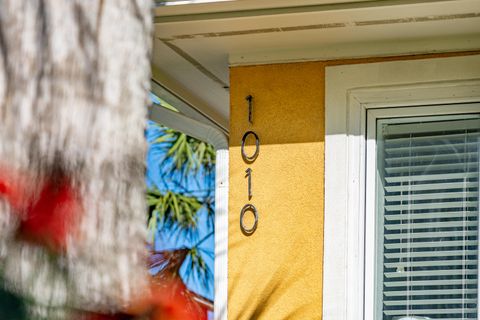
(145, 119, 215, 302)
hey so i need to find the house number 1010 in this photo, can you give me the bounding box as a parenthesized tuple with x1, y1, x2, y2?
(240, 95, 259, 235)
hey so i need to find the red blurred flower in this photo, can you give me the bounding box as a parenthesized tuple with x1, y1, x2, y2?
(20, 175, 81, 251)
(0, 165, 82, 252)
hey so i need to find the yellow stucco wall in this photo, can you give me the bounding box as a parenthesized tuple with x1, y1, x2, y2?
(229, 62, 326, 319)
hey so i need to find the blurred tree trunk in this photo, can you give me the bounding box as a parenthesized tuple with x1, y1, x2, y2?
(0, 0, 152, 318)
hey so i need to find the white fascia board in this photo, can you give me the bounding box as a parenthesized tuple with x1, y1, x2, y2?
(154, 0, 374, 18)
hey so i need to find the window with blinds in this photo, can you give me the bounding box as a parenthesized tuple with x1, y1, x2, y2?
(375, 114, 480, 320)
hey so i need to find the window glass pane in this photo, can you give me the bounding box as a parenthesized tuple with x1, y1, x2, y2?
(375, 114, 480, 319)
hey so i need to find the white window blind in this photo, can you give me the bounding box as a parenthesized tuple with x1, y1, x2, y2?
(376, 114, 480, 320)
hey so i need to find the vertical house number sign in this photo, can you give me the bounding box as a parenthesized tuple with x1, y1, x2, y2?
(240, 95, 259, 235)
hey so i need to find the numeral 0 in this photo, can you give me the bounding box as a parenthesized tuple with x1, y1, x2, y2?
(241, 131, 260, 163)
(240, 203, 258, 236)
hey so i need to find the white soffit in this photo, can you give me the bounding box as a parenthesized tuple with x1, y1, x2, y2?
(152, 0, 480, 130)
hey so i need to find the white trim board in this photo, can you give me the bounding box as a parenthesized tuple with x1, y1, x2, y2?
(323, 54, 480, 320)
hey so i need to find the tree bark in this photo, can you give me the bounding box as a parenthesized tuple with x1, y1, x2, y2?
(0, 0, 152, 317)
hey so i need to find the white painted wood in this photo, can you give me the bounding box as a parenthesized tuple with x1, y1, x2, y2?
(324, 54, 480, 320)
(214, 148, 229, 320)
(154, 0, 372, 17)
(365, 108, 378, 320)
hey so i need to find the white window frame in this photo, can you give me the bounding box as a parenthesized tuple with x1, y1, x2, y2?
(324, 54, 480, 320)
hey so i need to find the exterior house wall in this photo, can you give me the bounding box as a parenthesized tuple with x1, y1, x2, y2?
(229, 62, 325, 319)
(228, 51, 479, 320)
